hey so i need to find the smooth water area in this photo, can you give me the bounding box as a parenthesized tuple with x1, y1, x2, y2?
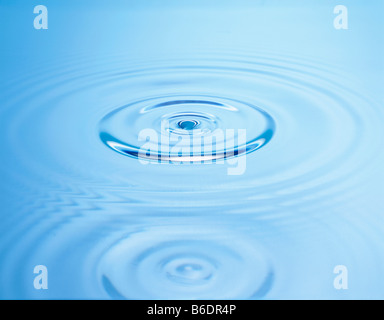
(0, 0, 383, 299)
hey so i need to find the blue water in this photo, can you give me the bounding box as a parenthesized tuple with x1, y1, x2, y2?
(0, 0, 383, 299)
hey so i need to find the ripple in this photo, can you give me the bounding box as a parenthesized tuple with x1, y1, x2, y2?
(99, 95, 275, 162)
(1, 51, 382, 208)
(0, 50, 383, 300)
(98, 226, 273, 299)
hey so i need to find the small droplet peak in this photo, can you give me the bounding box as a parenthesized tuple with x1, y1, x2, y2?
(178, 119, 198, 130)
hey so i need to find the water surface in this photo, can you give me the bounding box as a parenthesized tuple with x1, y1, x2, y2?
(0, 0, 383, 299)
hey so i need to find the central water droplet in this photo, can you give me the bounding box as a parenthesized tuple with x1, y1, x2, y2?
(178, 120, 198, 130)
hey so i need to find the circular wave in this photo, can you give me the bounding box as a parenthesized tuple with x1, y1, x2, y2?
(1, 52, 382, 210)
(0, 51, 383, 300)
(99, 95, 275, 162)
(98, 226, 273, 299)
(0, 51, 382, 212)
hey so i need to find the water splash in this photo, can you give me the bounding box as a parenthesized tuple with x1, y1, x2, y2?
(99, 95, 275, 162)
